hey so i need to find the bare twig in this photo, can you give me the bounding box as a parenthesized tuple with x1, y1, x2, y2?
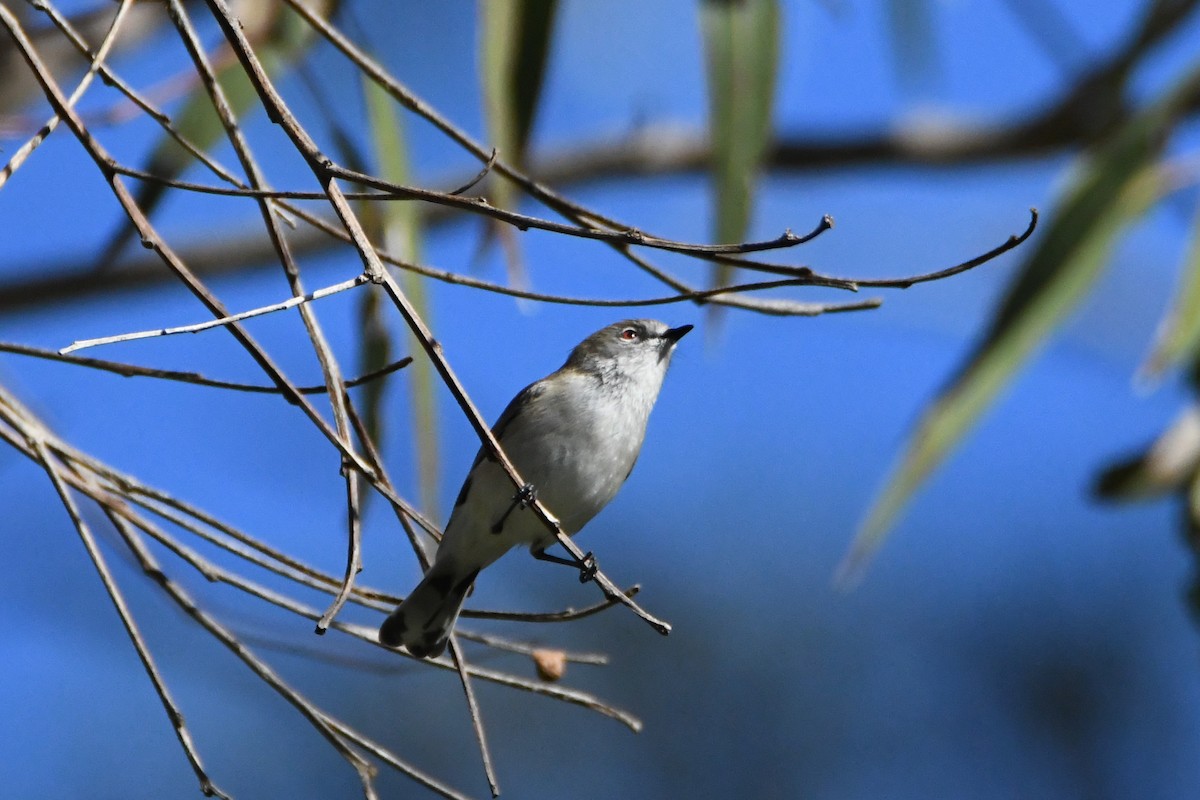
(449, 147, 498, 195)
(205, 0, 675, 636)
(1, 395, 608, 796)
(59, 275, 368, 354)
(448, 638, 500, 797)
(461, 585, 642, 622)
(809, 207, 1040, 289)
(0, 0, 133, 189)
(28, 437, 233, 800)
(105, 514, 381, 796)
(455, 629, 608, 665)
(0, 5, 388, 493)
(164, 0, 366, 639)
(0, 1, 1058, 797)
(317, 452, 365, 633)
(0, 339, 413, 394)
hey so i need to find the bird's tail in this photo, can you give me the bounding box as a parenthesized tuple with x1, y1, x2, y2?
(378, 558, 479, 659)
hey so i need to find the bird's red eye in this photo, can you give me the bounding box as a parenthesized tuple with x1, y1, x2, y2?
(620, 328, 638, 341)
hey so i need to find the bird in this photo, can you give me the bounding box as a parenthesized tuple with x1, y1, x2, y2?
(379, 319, 692, 658)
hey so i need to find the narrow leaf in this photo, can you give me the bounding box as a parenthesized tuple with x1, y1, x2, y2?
(1142, 202, 1200, 378)
(841, 62, 1200, 583)
(477, 0, 558, 289)
(364, 77, 440, 520)
(701, 0, 779, 290)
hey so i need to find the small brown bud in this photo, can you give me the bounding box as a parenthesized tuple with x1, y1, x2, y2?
(531, 648, 567, 682)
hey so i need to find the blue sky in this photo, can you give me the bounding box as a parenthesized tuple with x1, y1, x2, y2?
(3, 1, 1200, 798)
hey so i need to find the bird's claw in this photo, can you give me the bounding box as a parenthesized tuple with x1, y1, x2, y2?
(515, 483, 537, 509)
(578, 552, 597, 584)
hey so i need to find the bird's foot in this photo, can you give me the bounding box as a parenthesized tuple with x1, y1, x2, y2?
(532, 546, 598, 583)
(492, 483, 538, 535)
(515, 482, 537, 509)
(577, 551, 598, 584)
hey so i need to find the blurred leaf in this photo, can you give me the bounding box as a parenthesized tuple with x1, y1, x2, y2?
(356, 286, 394, 457)
(1095, 406, 1200, 501)
(364, 76, 440, 520)
(1142, 202, 1200, 378)
(478, 0, 558, 289)
(884, 0, 937, 91)
(701, 0, 779, 296)
(1188, 471, 1200, 551)
(841, 62, 1200, 583)
(479, 0, 557, 168)
(95, 1, 335, 268)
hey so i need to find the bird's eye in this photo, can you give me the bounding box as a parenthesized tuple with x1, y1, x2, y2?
(620, 328, 639, 341)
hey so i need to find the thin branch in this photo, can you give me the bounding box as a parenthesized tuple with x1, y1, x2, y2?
(104, 160, 831, 266)
(460, 585, 642, 622)
(163, 0, 366, 643)
(0, 0, 133, 190)
(105, 488, 643, 731)
(332, 162, 832, 263)
(317, 451, 365, 633)
(448, 637, 500, 797)
(28, 437, 233, 800)
(9, 351, 629, 638)
(103, 514, 381, 794)
(59, 275, 368, 354)
(844, 208, 1038, 288)
(455, 629, 608, 665)
(206, 0, 676, 636)
(0, 340, 414, 394)
(262, 0, 868, 315)
(25, 408, 643, 629)
(0, 399, 643, 736)
(0, 5, 389, 492)
(0, 406, 470, 798)
(276, 0, 1034, 303)
(450, 147, 498, 195)
(0, 7, 879, 320)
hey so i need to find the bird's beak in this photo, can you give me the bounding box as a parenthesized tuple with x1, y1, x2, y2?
(663, 324, 693, 344)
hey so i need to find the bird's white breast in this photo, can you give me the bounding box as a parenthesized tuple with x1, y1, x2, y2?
(437, 367, 662, 565)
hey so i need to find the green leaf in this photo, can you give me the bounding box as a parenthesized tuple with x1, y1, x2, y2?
(356, 286, 394, 461)
(364, 76, 440, 520)
(479, 0, 557, 168)
(478, 0, 558, 288)
(1142, 202, 1200, 378)
(701, 0, 779, 290)
(840, 61, 1200, 583)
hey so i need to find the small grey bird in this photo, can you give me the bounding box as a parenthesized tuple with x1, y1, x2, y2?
(379, 319, 692, 658)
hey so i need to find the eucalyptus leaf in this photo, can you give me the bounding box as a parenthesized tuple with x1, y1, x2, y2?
(365, 76, 440, 520)
(478, 0, 557, 289)
(1142, 202, 1200, 378)
(701, 0, 779, 294)
(841, 61, 1200, 583)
